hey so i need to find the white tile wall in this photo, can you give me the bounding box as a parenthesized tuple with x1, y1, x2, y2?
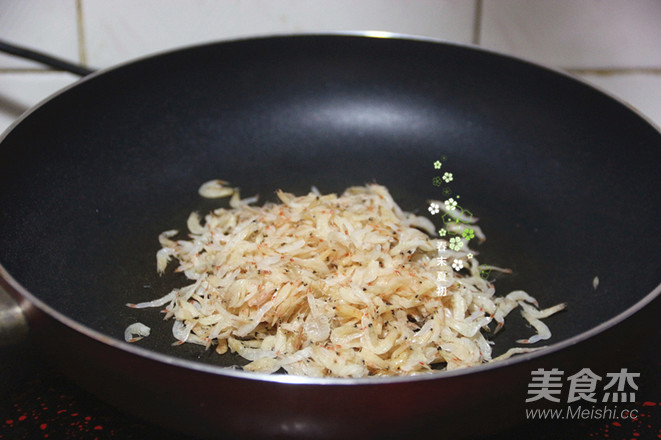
(0, 0, 79, 70)
(82, 0, 475, 67)
(1, 0, 660, 134)
(480, 0, 661, 69)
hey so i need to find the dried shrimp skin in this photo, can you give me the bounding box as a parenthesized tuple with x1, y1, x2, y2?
(127, 183, 565, 377)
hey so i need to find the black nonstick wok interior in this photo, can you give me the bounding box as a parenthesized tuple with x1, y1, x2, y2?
(1, 34, 660, 372)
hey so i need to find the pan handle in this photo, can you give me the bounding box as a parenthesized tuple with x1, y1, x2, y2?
(0, 287, 28, 346)
(0, 39, 94, 76)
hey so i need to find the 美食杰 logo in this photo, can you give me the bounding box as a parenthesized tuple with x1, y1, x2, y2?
(525, 368, 643, 422)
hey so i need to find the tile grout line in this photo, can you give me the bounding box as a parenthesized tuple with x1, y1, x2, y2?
(0, 69, 58, 74)
(0, 69, 86, 75)
(566, 67, 661, 76)
(472, 0, 483, 46)
(76, 0, 87, 67)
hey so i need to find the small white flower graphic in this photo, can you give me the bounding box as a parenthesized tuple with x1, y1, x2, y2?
(428, 202, 440, 215)
(433, 160, 442, 169)
(442, 172, 453, 183)
(467, 253, 473, 259)
(438, 228, 447, 237)
(444, 198, 458, 211)
(449, 237, 464, 251)
(452, 259, 463, 271)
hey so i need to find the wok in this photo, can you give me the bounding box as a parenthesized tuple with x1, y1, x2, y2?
(0, 34, 660, 439)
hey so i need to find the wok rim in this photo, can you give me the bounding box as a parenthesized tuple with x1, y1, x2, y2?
(1, 31, 660, 386)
